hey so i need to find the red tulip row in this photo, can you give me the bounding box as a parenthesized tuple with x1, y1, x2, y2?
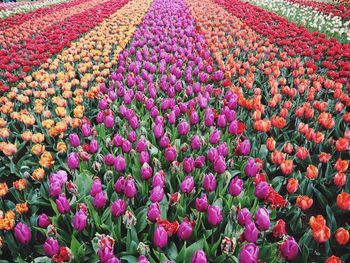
(285, 0, 350, 20)
(0, 0, 129, 84)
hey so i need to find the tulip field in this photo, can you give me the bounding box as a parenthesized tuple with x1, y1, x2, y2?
(0, 0, 349, 262)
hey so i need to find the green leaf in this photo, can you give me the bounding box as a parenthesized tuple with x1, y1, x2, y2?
(176, 238, 204, 263)
(120, 255, 138, 263)
(32, 257, 52, 263)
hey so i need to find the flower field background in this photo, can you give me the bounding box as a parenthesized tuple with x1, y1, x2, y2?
(0, 0, 349, 262)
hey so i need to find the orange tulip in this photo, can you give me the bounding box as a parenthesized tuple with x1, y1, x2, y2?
(296, 195, 313, 210)
(337, 192, 350, 210)
(335, 228, 349, 245)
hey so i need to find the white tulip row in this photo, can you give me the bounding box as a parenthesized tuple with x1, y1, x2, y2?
(0, 0, 71, 19)
(244, 0, 350, 43)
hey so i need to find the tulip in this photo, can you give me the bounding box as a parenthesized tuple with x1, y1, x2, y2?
(98, 246, 115, 263)
(164, 146, 177, 162)
(273, 219, 287, 238)
(178, 218, 194, 240)
(203, 173, 216, 192)
(69, 133, 80, 147)
(204, 108, 214, 127)
(209, 129, 220, 145)
(192, 250, 207, 263)
(43, 237, 59, 257)
(73, 210, 88, 232)
(114, 176, 125, 194)
(154, 124, 164, 139)
(122, 140, 132, 153)
(237, 208, 251, 226)
(195, 194, 208, 212)
(238, 139, 250, 155)
(191, 135, 201, 150)
(124, 177, 137, 198)
(217, 142, 228, 157)
(56, 194, 70, 214)
(244, 222, 258, 243)
(208, 205, 222, 226)
(207, 147, 218, 163)
(90, 178, 102, 197)
(178, 120, 189, 136)
(138, 256, 150, 263)
(136, 139, 147, 153)
(82, 123, 91, 137)
(104, 115, 114, 129)
(68, 152, 79, 170)
(213, 156, 226, 174)
(104, 154, 115, 166)
(139, 151, 150, 165)
(160, 136, 171, 148)
(335, 227, 349, 245)
(93, 191, 107, 209)
(279, 236, 299, 260)
(239, 243, 259, 263)
(89, 139, 99, 154)
(150, 186, 164, 203)
(254, 182, 269, 199)
(194, 155, 205, 168)
(180, 176, 194, 194)
(114, 155, 126, 172)
(255, 208, 270, 231)
(38, 213, 51, 228)
(111, 199, 127, 218)
(141, 163, 153, 180)
(14, 222, 31, 244)
(154, 226, 168, 248)
(183, 157, 195, 174)
(113, 134, 123, 147)
(244, 158, 258, 177)
(229, 177, 243, 196)
(147, 202, 161, 222)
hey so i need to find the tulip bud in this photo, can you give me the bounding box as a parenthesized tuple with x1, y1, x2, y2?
(214, 156, 226, 174)
(89, 139, 99, 154)
(255, 208, 270, 231)
(111, 199, 127, 218)
(183, 157, 195, 174)
(73, 210, 88, 232)
(43, 237, 59, 257)
(154, 226, 168, 248)
(14, 222, 31, 244)
(192, 250, 207, 263)
(141, 163, 153, 180)
(164, 146, 177, 162)
(203, 173, 216, 192)
(208, 205, 222, 226)
(195, 194, 208, 212)
(279, 236, 299, 260)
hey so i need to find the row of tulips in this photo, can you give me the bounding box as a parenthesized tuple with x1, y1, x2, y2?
(0, 0, 153, 260)
(55, 0, 302, 261)
(244, 0, 350, 43)
(0, 0, 71, 19)
(187, 0, 349, 261)
(285, 0, 350, 20)
(214, 0, 350, 84)
(0, 0, 130, 84)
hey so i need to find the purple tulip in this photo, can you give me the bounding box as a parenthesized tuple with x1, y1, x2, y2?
(207, 147, 218, 163)
(244, 222, 258, 243)
(203, 173, 216, 192)
(82, 123, 91, 137)
(154, 124, 165, 139)
(139, 151, 150, 165)
(89, 139, 99, 154)
(238, 139, 251, 156)
(217, 142, 228, 157)
(194, 155, 205, 168)
(208, 205, 222, 226)
(98, 246, 115, 263)
(164, 146, 177, 162)
(104, 115, 114, 129)
(96, 112, 104, 123)
(204, 108, 214, 127)
(178, 120, 189, 136)
(217, 115, 226, 128)
(124, 177, 137, 198)
(73, 210, 88, 232)
(138, 256, 150, 263)
(93, 191, 107, 209)
(43, 237, 59, 257)
(178, 219, 193, 240)
(254, 182, 269, 199)
(122, 140, 132, 153)
(114, 176, 125, 194)
(104, 154, 115, 166)
(152, 172, 165, 188)
(111, 199, 127, 217)
(90, 178, 102, 197)
(213, 156, 226, 174)
(239, 243, 259, 263)
(147, 202, 161, 222)
(191, 135, 201, 150)
(38, 213, 51, 228)
(113, 134, 123, 147)
(244, 158, 258, 177)
(280, 236, 299, 260)
(237, 208, 252, 226)
(228, 120, 238, 134)
(180, 176, 194, 194)
(154, 226, 168, 248)
(136, 139, 147, 153)
(56, 194, 70, 214)
(183, 157, 195, 174)
(209, 130, 220, 145)
(189, 111, 199, 125)
(255, 208, 270, 231)
(14, 222, 31, 244)
(160, 136, 170, 148)
(214, 70, 223, 81)
(150, 185, 165, 202)
(68, 152, 79, 170)
(141, 163, 153, 180)
(114, 155, 126, 172)
(69, 133, 80, 147)
(194, 193, 207, 211)
(192, 250, 207, 263)
(229, 177, 243, 196)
